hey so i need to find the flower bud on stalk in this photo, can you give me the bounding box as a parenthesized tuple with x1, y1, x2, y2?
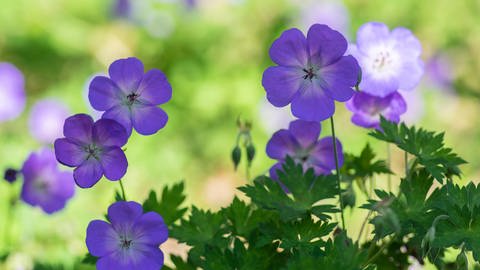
(231, 146, 242, 171)
(246, 143, 255, 167)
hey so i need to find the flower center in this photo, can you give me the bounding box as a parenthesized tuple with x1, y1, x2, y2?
(372, 51, 393, 72)
(294, 148, 311, 163)
(84, 144, 101, 160)
(302, 67, 316, 81)
(126, 92, 139, 106)
(119, 236, 133, 250)
(33, 178, 50, 193)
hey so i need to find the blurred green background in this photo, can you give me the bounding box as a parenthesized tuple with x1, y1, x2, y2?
(1, 0, 480, 269)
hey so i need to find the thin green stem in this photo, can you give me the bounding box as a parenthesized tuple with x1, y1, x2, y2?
(386, 143, 392, 192)
(330, 117, 345, 230)
(119, 179, 127, 201)
(404, 151, 408, 178)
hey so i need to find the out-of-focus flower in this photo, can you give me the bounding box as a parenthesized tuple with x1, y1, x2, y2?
(399, 89, 424, 125)
(266, 120, 342, 179)
(86, 201, 168, 270)
(89, 57, 172, 136)
(424, 53, 454, 91)
(28, 99, 70, 144)
(350, 22, 423, 97)
(20, 148, 75, 214)
(0, 62, 26, 122)
(54, 114, 128, 188)
(113, 0, 132, 18)
(296, 0, 350, 36)
(258, 97, 296, 135)
(346, 91, 406, 129)
(262, 24, 360, 121)
(4, 168, 18, 183)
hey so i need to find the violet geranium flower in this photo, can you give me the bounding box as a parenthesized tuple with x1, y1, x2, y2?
(20, 148, 75, 214)
(349, 22, 424, 97)
(28, 99, 70, 144)
(86, 201, 168, 270)
(262, 24, 360, 122)
(346, 91, 407, 130)
(0, 62, 26, 122)
(89, 57, 172, 136)
(54, 114, 128, 188)
(266, 120, 343, 180)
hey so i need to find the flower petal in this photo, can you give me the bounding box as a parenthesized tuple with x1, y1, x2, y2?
(89, 76, 122, 111)
(397, 59, 424, 91)
(310, 137, 343, 171)
(86, 220, 119, 257)
(134, 212, 169, 245)
(131, 105, 168, 135)
(356, 22, 390, 52)
(269, 28, 308, 67)
(93, 119, 129, 147)
(96, 246, 164, 270)
(288, 120, 321, 149)
(307, 24, 348, 66)
(108, 201, 144, 229)
(102, 105, 133, 137)
(54, 138, 85, 167)
(266, 129, 297, 160)
(320, 55, 359, 101)
(108, 57, 144, 93)
(262, 66, 303, 107)
(63, 114, 94, 144)
(137, 69, 172, 105)
(391, 27, 422, 58)
(73, 159, 103, 188)
(360, 72, 399, 98)
(291, 84, 335, 121)
(100, 147, 128, 181)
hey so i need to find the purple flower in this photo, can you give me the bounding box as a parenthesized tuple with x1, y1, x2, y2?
(114, 0, 132, 18)
(425, 53, 454, 91)
(262, 24, 360, 122)
(349, 22, 424, 97)
(86, 201, 168, 270)
(20, 148, 75, 214)
(346, 91, 407, 129)
(28, 99, 70, 144)
(0, 62, 26, 122)
(89, 57, 172, 136)
(266, 120, 343, 179)
(54, 114, 128, 188)
(297, 0, 350, 36)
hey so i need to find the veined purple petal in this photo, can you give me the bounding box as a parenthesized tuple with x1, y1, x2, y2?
(134, 212, 169, 245)
(54, 138, 85, 167)
(269, 28, 308, 67)
(93, 119, 128, 147)
(131, 105, 168, 135)
(89, 76, 122, 111)
(266, 129, 297, 160)
(262, 66, 303, 107)
(137, 69, 172, 105)
(100, 147, 128, 181)
(291, 83, 335, 121)
(356, 22, 390, 52)
(73, 159, 103, 188)
(102, 105, 133, 136)
(288, 120, 320, 149)
(310, 136, 343, 171)
(107, 201, 143, 228)
(320, 55, 359, 101)
(86, 220, 119, 257)
(307, 24, 348, 66)
(96, 246, 164, 270)
(108, 57, 144, 93)
(360, 72, 399, 98)
(63, 114, 94, 144)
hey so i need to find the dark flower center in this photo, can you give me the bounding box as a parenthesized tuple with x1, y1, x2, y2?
(302, 67, 316, 81)
(84, 144, 101, 160)
(34, 179, 50, 193)
(126, 92, 139, 106)
(119, 235, 133, 250)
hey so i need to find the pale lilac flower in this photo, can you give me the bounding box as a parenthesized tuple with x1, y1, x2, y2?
(0, 63, 25, 122)
(28, 99, 70, 144)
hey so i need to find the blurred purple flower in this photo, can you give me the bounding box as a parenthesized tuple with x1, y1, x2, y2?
(28, 99, 70, 144)
(399, 89, 424, 125)
(86, 201, 168, 270)
(0, 63, 26, 122)
(262, 24, 360, 122)
(54, 114, 128, 188)
(114, 0, 132, 18)
(20, 148, 75, 214)
(350, 22, 423, 97)
(258, 97, 296, 135)
(266, 120, 343, 180)
(89, 57, 172, 136)
(425, 53, 454, 91)
(346, 91, 406, 129)
(297, 0, 350, 36)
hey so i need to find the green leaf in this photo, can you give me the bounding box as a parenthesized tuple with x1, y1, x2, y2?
(142, 182, 187, 227)
(342, 143, 392, 181)
(81, 253, 98, 265)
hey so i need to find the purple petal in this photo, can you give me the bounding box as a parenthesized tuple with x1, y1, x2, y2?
(108, 201, 143, 229)
(391, 27, 422, 58)
(311, 136, 343, 171)
(356, 22, 390, 52)
(269, 28, 308, 67)
(96, 246, 164, 270)
(266, 129, 297, 160)
(63, 114, 94, 144)
(131, 105, 168, 135)
(93, 119, 128, 147)
(108, 57, 144, 93)
(262, 66, 303, 107)
(0, 62, 25, 122)
(307, 24, 348, 66)
(102, 105, 133, 136)
(86, 220, 119, 257)
(73, 159, 103, 188)
(100, 147, 128, 181)
(397, 59, 424, 91)
(133, 212, 169, 245)
(291, 84, 335, 121)
(52, 171, 76, 200)
(288, 120, 321, 149)
(137, 69, 172, 105)
(360, 72, 399, 98)
(54, 138, 85, 167)
(89, 76, 122, 111)
(320, 55, 359, 101)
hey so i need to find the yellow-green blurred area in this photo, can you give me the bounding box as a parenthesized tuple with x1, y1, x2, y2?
(0, 0, 479, 269)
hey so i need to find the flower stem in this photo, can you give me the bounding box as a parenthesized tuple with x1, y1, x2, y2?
(404, 151, 408, 178)
(386, 143, 392, 192)
(119, 179, 127, 201)
(330, 116, 345, 230)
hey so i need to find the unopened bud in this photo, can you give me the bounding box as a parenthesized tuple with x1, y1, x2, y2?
(246, 143, 255, 166)
(4, 168, 18, 183)
(231, 146, 242, 170)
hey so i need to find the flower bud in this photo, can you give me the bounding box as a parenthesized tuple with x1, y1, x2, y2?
(4, 168, 18, 183)
(231, 146, 242, 170)
(246, 143, 255, 166)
